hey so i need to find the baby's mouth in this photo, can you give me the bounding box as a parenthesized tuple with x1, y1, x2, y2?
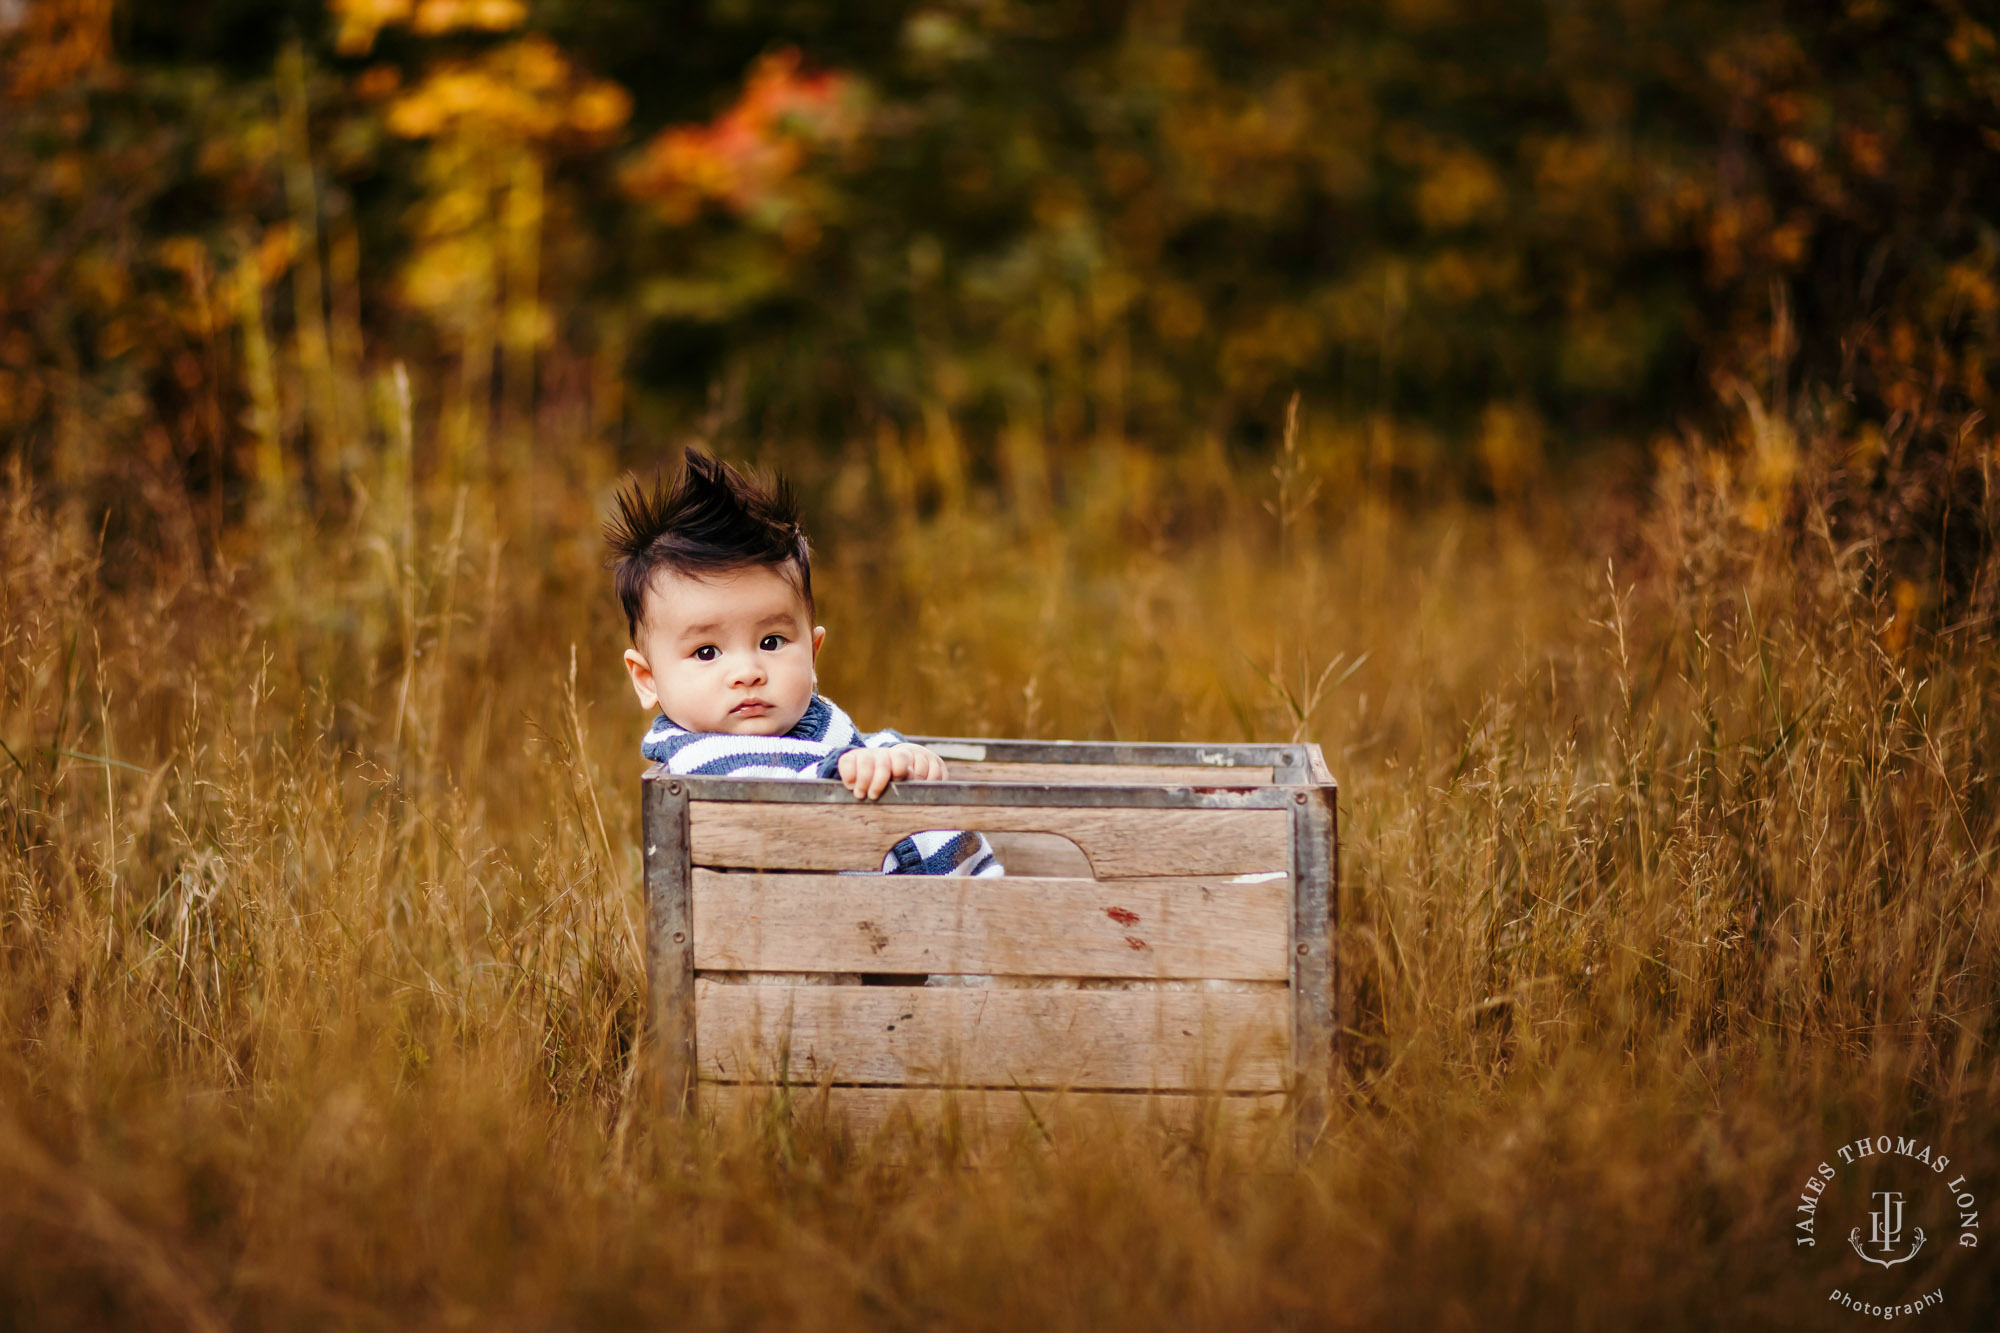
(731, 699, 772, 715)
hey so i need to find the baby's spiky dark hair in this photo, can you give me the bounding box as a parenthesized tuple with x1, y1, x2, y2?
(604, 446, 813, 639)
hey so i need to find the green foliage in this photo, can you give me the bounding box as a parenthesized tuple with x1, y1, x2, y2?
(595, 0, 2000, 469)
(0, 0, 1995, 596)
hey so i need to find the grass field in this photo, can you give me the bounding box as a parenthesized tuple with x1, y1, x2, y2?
(2, 409, 1996, 1329)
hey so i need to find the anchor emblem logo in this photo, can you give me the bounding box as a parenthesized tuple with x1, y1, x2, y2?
(1849, 1190, 1926, 1269)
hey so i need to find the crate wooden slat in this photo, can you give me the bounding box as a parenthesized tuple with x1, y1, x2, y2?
(644, 775, 696, 1112)
(945, 761, 1276, 785)
(696, 983, 1290, 1091)
(910, 738, 1314, 784)
(693, 870, 1291, 979)
(707, 1084, 1289, 1143)
(690, 799, 1291, 878)
(642, 738, 1338, 1154)
(671, 775, 1299, 809)
(980, 832, 1094, 878)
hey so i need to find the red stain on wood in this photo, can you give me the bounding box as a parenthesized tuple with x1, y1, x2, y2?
(1125, 936, 1148, 951)
(1106, 906, 1140, 927)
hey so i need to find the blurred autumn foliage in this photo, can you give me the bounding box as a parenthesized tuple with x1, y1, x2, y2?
(1, 0, 1995, 586)
(622, 48, 865, 232)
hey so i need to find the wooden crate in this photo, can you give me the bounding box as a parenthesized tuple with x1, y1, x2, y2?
(641, 737, 1338, 1154)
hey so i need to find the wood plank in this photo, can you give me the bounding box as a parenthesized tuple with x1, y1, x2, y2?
(946, 761, 1274, 786)
(689, 802, 1291, 877)
(692, 871, 1291, 980)
(695, 983, 1290, 1091)
(907, 738, 1305, 770)
(983, 832, 1094, 878)
(642, 778, 695, 1112)
(673, 776, 1295, 810)
(1305, 744, 1336, 786)
(705, 1083, 1288, 1146)
(1289, 785, 1337, 1156)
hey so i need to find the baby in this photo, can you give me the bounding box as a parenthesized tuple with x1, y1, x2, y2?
(606, 446, 1001, 878)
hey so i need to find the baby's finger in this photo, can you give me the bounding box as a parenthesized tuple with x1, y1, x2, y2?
(868, 760, 894, 800)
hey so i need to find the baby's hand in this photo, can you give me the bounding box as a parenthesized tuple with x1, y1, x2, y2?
(837, 742, 948, 800)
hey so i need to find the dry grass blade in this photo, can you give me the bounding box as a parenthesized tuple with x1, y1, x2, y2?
(1, 406, 1996, 1328)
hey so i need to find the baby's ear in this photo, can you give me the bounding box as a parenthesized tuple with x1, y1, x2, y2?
(623, 647, 660, 711)
(810, 625, 826, 659)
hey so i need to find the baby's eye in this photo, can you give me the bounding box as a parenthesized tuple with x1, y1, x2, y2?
(759, 634, 786, 651)
(693, 645, 718, 662)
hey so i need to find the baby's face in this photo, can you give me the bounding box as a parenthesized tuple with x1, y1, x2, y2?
(623, 564, 824, 736)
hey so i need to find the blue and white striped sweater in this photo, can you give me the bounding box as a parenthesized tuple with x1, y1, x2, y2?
(642, 695, 1002, 877)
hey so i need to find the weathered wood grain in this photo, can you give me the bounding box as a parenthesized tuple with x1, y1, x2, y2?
(945, 761, 1275, 786)
(692, 871, 1291, 980)
(905, 738, 1306, 771)
(1306, 743, 1336, 785)
(982, 831, 1094, 878)
(689, 802, 1291, 877)
(1289, 784, 1336, 1156)
(643, 779, 694, 1112)
(672, 776, 1294, 810)
(705, 1083, 1289, 1145)
(695, 983, 1289, 1091)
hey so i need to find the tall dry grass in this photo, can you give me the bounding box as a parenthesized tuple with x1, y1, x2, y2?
(2, 395, 1997, 1329)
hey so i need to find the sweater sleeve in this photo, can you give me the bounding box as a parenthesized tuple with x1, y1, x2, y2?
(814, 745, 859, 779)
(813, 727, 904, 778)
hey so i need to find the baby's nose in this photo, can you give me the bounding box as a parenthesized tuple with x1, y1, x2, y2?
(727, 656, 767, 685)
